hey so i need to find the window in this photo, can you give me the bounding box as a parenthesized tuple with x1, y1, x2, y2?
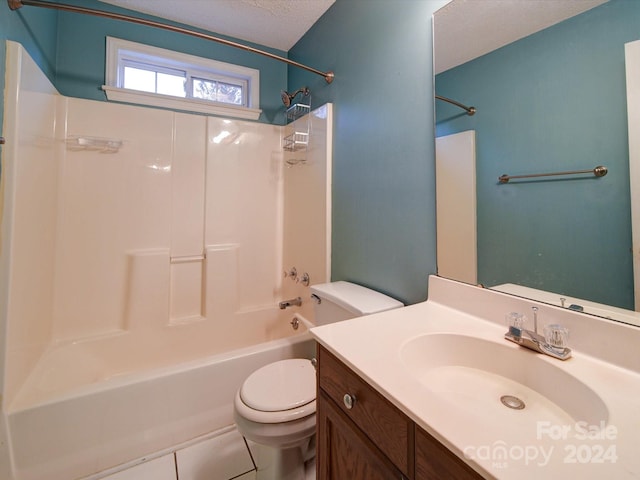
(103, 37, 261, 120)
(122, 61, 186, 96)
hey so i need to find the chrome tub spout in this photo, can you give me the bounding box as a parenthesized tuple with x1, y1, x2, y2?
(279, 297, 302, 309)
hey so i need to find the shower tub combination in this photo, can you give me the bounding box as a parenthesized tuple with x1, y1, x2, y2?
(7, 313, 315, 480)
(1, 43, 332, 479)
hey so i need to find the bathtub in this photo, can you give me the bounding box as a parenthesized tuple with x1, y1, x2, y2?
(5, 310, 316, 480)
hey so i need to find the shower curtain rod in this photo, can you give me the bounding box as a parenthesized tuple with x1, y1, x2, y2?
(435, 95, 476, 116)
(7, 0, 335, 84)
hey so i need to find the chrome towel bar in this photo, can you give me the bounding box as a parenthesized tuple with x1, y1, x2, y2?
(498, 166, 608, 184)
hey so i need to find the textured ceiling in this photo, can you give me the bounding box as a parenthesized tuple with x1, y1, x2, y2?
(434, 0, 609, 74)
(98, 0, 335, 51)
(97, 1, 608, 70)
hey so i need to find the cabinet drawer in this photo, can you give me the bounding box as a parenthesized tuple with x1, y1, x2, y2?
(318, 345, 414, 477)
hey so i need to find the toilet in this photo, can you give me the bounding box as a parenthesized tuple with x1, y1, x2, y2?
(234, 281, 403, 480)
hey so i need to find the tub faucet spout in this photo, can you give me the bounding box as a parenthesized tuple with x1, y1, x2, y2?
(279, 297, 302, 309)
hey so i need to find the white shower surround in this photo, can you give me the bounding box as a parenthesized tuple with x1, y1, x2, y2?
(0, 41, 331, 479)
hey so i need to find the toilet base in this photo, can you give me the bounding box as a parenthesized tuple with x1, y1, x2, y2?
(304, 457, 316, 480)
(251, 439, 315, 480)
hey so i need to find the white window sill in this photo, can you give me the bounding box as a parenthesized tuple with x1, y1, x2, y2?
(102, 86, 262, 120)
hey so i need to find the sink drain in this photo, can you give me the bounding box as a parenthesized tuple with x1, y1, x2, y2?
(500, 395, 525, 410)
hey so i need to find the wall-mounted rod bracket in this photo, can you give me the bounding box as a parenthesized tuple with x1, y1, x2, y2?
(498, 165, 608, 184)
(7, 0, 335, 84)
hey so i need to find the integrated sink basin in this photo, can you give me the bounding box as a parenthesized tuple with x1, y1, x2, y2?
(311, 277, 640, 479)
(400, 334, 609, 429)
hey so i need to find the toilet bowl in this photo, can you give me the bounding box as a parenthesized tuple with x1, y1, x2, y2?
(234, 358, 317, 480)
(234, 281, 403, 480)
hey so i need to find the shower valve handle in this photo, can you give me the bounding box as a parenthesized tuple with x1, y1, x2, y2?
(283, 267, 297, 280)
(296, 272, 310, 286)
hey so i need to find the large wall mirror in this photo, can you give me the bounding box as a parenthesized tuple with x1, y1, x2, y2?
(434, 0, 640, 327)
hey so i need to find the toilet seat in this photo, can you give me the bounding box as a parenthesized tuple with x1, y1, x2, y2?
(236, 359, 316, 424)
(235, 392, 316, 424)
(241, 359, 315, 412)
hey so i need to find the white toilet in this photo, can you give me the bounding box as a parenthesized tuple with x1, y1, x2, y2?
(234, 281, 403, 480)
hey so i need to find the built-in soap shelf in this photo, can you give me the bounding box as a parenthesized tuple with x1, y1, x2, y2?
(66, 135, 123, 153)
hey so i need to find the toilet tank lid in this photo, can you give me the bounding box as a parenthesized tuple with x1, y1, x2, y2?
(310, 281, 403, 315)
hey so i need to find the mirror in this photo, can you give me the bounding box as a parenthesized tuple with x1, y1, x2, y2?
(433, 0, 640, 327)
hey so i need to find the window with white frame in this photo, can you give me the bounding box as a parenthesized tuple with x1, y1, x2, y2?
(103, 37, 261, 120)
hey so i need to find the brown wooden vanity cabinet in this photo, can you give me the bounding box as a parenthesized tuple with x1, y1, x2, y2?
(316, 345, 485, 480)
(317, 345, 414, 479)
(415, 427, 485, 479)
(317, 389, 408, 479)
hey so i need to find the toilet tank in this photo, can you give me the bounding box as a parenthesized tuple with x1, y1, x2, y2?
(310, 281, 403, 325)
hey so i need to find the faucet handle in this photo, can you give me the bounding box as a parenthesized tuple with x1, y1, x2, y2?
(296, 272, 310, 286)
(505, 312, 524, 329)
(543, 324, 569, 351)
(505, 312, 525, 339)
(283, 267, 298, 280)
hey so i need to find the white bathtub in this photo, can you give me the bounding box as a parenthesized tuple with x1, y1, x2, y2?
(5, 311, 316, 480)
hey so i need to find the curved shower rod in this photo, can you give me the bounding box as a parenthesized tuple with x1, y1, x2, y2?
(435, 95, 476, 116)
(7, 0, 335, 84)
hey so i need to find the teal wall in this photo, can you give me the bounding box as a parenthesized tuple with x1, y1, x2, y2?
(53, 1, 288, 124)
(0, 1, 57, 78)
(0, 0, 288, 124)
(0, 0, 58, 149)
(436, 0, 638, 309)
(289, 0, 446, 305)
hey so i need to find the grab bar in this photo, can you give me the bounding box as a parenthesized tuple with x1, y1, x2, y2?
(170, 254, 205, 264)
(498, 166, 608, 184)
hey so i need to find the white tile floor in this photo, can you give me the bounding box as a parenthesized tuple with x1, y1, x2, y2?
(244, 437, 316, 480)
(176, 430, 255, 479)
(99, 426, 316, 480)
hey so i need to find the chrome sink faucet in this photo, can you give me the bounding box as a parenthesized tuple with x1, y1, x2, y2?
(504, 306, 572, 360)
(279, 297, 302, 309)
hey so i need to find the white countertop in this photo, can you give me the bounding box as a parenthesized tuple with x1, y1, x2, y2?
(310, 277, 640, 479)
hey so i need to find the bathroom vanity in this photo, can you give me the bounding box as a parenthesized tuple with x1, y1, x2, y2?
(311, 276, 640, 479)
(317, 344, 482, 479)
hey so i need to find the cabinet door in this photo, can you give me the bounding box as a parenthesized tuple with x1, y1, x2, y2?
(317, 346, 413, 476)
(317, 390, 406, 480)
(415, 427, 484, 480)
